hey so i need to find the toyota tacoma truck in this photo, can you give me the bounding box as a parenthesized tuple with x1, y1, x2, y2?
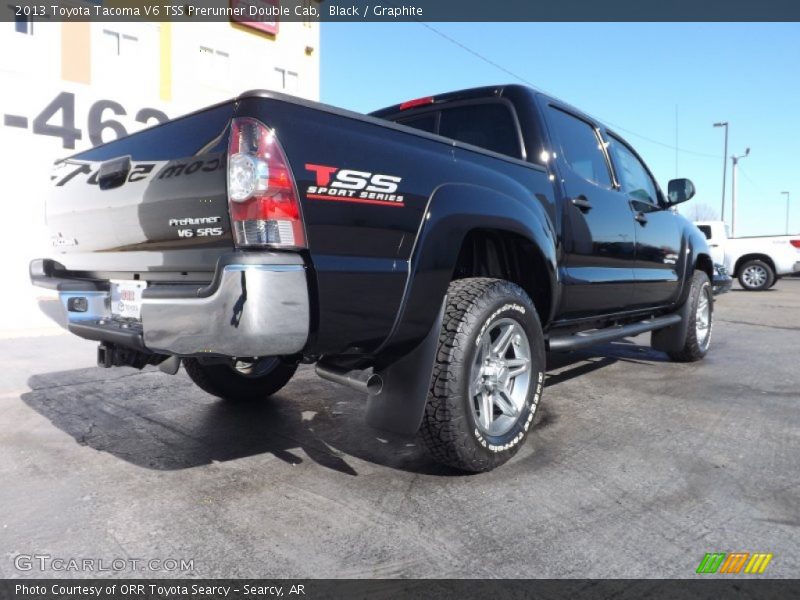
(694, 220, 800, 290)
(31, 85, 714, 472)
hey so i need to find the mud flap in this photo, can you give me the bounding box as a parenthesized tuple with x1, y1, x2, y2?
(365, 301, 445, 436)
(651, 294, 691, 353)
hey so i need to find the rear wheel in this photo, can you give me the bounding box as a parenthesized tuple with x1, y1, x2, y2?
(184, 357, 297, 401)
(738, 259, 774, 291)
(419, 278, 546, 473)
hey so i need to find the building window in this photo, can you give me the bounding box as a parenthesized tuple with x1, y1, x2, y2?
(198, 46, 230, 87)
(274, 67, 299, 93)
(102, 29, 138, 55)
(11, 5, 33, 34)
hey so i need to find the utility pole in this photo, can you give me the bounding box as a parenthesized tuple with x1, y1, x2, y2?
(782, 191, 791, 234)
(675, 105, 679, 178)
(713, 122, 729, 224)
(730, 147, 750, 238)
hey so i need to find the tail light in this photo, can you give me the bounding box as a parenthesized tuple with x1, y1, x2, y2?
(227, 117, 305, 248)
(790, 240, 800, 249)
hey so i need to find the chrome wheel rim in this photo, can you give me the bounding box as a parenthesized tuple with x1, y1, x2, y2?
(231, 357, 279, 378)
(469, 318, 531, 437)
(742, 265, 767, 288)
(696, 283, 712, 350)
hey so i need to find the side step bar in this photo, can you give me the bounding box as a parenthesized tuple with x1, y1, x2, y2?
(547, 313, 682, 352)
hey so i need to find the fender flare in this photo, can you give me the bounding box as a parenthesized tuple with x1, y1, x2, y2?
(365, 182, 557, 435)
(653, 226, 713, 353)
(678, 225, 713, 305)
(376, 182, 558, 362)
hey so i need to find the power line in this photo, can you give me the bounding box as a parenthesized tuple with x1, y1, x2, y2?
(418, 22, 534, 89)
(418, 22, 723, 160)
(737, 165, 770, 197)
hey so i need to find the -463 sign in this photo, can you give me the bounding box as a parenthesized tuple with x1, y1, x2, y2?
(3, 91, 169, 149)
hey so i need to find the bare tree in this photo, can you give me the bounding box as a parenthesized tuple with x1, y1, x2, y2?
(682, 202, 719, 222)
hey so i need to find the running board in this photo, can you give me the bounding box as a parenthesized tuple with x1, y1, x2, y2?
(547, 314, 682, 352)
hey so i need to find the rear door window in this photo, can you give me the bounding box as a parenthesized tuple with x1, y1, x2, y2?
(546, 107, 613, 188)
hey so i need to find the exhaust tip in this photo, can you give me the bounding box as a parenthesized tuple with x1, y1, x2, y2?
(315, 363, 383, 396)
(365, 373, 383, 395)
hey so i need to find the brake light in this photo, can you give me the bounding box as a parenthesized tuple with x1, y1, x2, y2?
(399, 96, 434, 111)
(227, 117, 305, 248)
(790, 240, 800, 249)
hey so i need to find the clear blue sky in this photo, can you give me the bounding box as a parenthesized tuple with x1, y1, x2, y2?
(321, 23, 800, 236)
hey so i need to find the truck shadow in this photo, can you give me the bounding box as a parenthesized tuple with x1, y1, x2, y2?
(21, 339, 662, 476)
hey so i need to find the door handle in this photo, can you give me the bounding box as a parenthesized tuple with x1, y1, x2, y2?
(571, 195, 592, 211)
(634, 212, 648, 225)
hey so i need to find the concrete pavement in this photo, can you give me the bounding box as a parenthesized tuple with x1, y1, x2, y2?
(1, 280, 798, 578)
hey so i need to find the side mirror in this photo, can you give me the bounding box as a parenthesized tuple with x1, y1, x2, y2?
(667, 178, 696, 206)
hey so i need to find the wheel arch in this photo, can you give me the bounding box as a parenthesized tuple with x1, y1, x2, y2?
(695, 252, 714, 281)
(374, 182, 558, 363)
(452, 228, 554, 328)
(364, 183, 557, 436)
(733, 253, 776, 277)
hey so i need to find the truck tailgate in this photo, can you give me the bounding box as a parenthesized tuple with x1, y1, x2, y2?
(46, 102, 236, 274)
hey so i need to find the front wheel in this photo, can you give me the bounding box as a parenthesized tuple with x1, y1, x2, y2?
(419, 278, 546, 473)
(184, 357, 297, 401)
(665, 270, 713, 362)
(738, 259, 775, 291)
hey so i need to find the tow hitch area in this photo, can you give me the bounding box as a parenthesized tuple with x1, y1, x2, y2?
(97, 342, 166, 370)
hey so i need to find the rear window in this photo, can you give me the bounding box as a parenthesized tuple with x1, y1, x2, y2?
(392, 102, 522, 159)
(439, 103, 521, 158)
(396, 113, 437, 134)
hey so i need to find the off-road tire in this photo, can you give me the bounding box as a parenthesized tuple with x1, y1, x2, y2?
(184, 358, 297, 401)
(737, 259, 775, 291)
(667, 270, 713, 362)
(419, 278, 546, 473)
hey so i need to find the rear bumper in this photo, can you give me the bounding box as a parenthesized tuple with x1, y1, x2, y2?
(773, 258, 800, 277)
(30, 253, 310, 358)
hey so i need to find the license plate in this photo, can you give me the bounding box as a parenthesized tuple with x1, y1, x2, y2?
(110, 279, 147, 320)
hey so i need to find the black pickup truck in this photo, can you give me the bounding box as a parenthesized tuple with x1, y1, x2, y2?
(31, 84, 713, 472)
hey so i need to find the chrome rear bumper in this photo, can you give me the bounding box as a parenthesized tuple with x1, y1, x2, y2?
(30, 253, 310, 358)
(142, 264, 308, 356)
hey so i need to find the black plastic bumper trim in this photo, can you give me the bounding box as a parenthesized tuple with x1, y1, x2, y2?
(68, 322, 147, 351)
(29, 258, 103, 292)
